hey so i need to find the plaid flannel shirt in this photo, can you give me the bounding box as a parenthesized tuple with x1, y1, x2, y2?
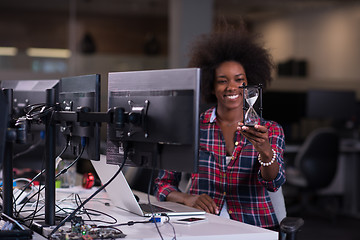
(155, 107, 286, 228)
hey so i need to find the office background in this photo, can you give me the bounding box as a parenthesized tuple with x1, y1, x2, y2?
(1, 0, 360, 91)
(1, 0, 360, 239)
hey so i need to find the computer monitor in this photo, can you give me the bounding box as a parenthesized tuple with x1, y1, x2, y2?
(57, 74, 101, 161)
(106, 68, 200, 173)
(0, 89, 9, 167)
(0, 80, 59, 170)
(306, 89, 357, 123)
(261, 91, 307, 142)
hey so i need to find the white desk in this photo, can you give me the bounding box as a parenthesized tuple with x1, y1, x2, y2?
(49, 187, 278, 240)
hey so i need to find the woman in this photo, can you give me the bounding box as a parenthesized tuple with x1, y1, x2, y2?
(154, 27, 285, 229)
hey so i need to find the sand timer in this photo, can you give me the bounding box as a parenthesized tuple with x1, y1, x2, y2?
(242, 84, 263, 126)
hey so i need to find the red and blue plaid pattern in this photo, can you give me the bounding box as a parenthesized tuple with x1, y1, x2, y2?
(155, 107, 286, 228)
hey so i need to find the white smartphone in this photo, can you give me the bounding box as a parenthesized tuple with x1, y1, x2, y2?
(174, 217, 207, 225)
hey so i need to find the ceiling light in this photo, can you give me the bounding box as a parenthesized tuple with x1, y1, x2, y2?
(0, 47, 18, 56)
(26, 48, 71, 58)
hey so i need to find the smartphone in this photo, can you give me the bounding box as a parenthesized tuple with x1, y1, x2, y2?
(174, 217, 207, 225)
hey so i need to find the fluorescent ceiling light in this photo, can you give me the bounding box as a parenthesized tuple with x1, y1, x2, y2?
(0, 47, 18, 56)
(26, 48, 71, 58)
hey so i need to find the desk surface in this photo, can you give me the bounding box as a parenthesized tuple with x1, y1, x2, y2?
(41, 187, 277, 240)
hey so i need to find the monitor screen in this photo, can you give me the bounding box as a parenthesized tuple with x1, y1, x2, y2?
(0, 89, 9, 167)
(106, 68, 200, 173)
(57, 74, 101, 161)
(262, 91, 306, 125)
(0, 80, 59, 170)
(306, 89, 357, 122)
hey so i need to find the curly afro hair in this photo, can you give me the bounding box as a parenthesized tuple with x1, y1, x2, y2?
(188, 27, 274, 104)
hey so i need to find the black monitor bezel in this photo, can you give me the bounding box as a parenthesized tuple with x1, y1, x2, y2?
(106, 68, 200, 173)
(0, 79, 59, 169)
(57, 74, 101, 161)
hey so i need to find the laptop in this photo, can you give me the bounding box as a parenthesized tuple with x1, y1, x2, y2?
(91, 155, 205, 217)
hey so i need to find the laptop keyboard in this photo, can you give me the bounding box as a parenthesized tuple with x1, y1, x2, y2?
(139, 203, 174, 213)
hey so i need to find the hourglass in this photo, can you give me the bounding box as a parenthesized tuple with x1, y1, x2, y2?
(242, 84, 263, 126)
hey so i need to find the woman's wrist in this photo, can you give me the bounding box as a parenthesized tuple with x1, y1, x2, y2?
(167, 191, 188, 204)
(258, 148, 276, 167)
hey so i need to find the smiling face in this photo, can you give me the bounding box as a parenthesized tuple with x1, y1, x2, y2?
(214, 61, 248, 112)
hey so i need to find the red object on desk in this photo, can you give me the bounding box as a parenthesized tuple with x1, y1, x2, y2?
(82, 172, 95, 189)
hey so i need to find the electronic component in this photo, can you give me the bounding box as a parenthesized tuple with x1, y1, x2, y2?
(49, 227, 126, 240)
(49, 218, 126, 240)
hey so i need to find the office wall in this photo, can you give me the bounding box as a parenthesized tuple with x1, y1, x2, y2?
(255, 4, 360, 97)
(0, 10, 168, 55)
(1, 2, 360, 98)
(0, 9, 168, 81)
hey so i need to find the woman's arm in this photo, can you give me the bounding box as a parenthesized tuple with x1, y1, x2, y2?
(167, 191, 219, 214)
(239, 124, 279, 180)
(238, 121, 286, 190)
(154, 170, 219, 214)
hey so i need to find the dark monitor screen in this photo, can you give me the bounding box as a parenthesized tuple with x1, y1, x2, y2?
(261, 91, 307, 139)
(0, 89, 9, 167)
(261, 91, 307, 125)
(0, 80, 59, 170)
(106, 68, 200, 173)
(306, 89, 357, 122)
(57, 74, 101, 161)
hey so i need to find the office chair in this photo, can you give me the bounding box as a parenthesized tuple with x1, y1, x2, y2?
(269, 187, 304, 240)
(285, 127, 340, 218)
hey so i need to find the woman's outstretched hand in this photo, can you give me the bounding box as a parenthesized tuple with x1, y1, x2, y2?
(237, 123, 272, 155)
(167, 191, 219, 214)
(184, 193, 219, 214)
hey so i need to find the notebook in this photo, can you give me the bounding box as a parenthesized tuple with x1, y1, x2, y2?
(91, 155, 205, 217)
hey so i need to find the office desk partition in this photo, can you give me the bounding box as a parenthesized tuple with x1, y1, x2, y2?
(285, 140, 360, 218)
(340, 141, 360, 218)
(43, 187, 278, 240)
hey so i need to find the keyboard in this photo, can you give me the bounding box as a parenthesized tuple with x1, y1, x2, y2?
(139, 203, 173, 214)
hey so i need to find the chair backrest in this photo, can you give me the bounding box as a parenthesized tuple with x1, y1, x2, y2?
(268, 186, 287, 223)
(294, 128, 339, 190)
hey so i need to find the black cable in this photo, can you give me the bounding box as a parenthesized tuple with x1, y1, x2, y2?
(22, 147, 84, 225)
(80, 207, 118, 225)
(15, 141, 82, 219)
(29, 177, 42, 227)
(13, 139, 43, 160)
(22, 200, 76, 222)
(64, 196, 119, 224)
(21, 155, 47, 223)
(25, 206, 119, 225)
(74, 193, 93, 223)
(163, 213, 177, 240)
(24, 103, 57, 122)
(12, 108, 64, 215)
(50, 167, 123, 235)
(56, 140, 85, 176)
(13, 138, 70, 206)
(146, 166, 164, 240)
(147, 167, 177, 240)
(13, 156, 46, 217)
(97, 219, 152, 227)
(49, 155, 127, 236)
